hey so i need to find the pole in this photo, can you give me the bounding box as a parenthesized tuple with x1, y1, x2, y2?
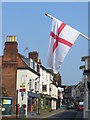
(45, 12, 90, 41)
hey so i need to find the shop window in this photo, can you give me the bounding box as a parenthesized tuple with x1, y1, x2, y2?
(41, 99, 44, 110)
(46, 99, 48, 108)
(42, 85, 47, 92)
(28, 99, 31, 112)
(32, 98, 36, 112)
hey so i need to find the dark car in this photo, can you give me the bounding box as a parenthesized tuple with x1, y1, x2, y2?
(67, 103, 75, 109)
(76, 102, 84, 111)
(76, 104, 83, 111)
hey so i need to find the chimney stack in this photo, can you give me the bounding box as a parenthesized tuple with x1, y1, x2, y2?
(2, 35, 18, 112)
(29, 51, 38, 63)
(3, 35, 18, 62)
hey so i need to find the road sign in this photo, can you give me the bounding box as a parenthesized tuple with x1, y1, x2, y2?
(21, 92, 24, 100)
(21, 92, 24, 97)
(19, 89, 26, 92)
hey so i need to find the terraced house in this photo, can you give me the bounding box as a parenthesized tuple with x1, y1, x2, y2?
(2, 35, 62, 117)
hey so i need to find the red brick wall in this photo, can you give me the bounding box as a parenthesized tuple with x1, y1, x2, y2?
(3, 42, 18, 62)
(17, 54, 28, 68)
(2, 63, 17, 110)
(2, 41, 18, 111)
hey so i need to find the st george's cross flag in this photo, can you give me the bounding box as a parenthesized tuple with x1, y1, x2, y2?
(47, 18, 80, 73)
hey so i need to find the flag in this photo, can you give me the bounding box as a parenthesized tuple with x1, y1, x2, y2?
(47, 18, 80, 73)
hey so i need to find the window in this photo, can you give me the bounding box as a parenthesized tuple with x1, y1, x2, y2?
(35, 62, 37, 71)
(35, 82, 37, 90)
(30, 59, 33, 69)
(42, 85, 47, 92)
(42, 70, 43, 77)
(33, 62, 35, 70)
(46, 73, 48, 80)
(41, 99, 44, 110)
(29, 79, 32, 90)
(46, 99, 48, 108)
(88, 91, 90, 109)
(49, 74, 51, 80)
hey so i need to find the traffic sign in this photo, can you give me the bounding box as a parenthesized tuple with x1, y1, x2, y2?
(21, 92, 24, 100)
(19, 89, 26, 92)
(21, 92, 24, 97)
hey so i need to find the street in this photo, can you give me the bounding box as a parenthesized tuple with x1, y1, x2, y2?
(2, 109, 83, 120)
(47, 109, 83, 119)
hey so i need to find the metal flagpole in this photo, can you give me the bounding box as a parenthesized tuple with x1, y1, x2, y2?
(45, 12, 90, 41)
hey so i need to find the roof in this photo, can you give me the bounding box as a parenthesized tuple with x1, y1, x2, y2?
(79, 65, 85, 70)
(40, 64, 52, 74)
(18, 53, 40, 76)
(81, 56, 90, 61)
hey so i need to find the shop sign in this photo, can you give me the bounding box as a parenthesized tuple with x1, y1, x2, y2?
(3, 99, 11, 105)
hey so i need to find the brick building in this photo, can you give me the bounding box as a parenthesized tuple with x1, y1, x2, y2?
(2, 35, 62, 116)
(2, 36, 18, 112)
(2, 36, 40, 114)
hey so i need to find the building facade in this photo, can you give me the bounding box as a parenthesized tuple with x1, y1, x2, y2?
(38, 65, 52, 113)
(80, 56, 90, 118)
(2, 36, 18, 113)
(17, 58, 40, 116)
(2, 35, 62, 116)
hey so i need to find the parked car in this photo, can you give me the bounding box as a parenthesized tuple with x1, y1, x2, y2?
(67, 103, 75, 109)
(75, 102, 84, 111)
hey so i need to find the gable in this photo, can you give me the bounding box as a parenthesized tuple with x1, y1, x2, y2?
(17, 54, 28, 68)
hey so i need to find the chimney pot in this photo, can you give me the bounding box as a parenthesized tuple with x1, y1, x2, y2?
(7, 35, 9, 42)
(14, 36, 17, 42)
(12, 36, 14, 42)
(9, 35, 12, 42)
(9, 35, 11, 42)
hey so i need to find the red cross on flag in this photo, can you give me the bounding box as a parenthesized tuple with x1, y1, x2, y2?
(47, 18, 80, 73)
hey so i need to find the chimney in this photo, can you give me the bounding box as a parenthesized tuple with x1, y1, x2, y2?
(38, 59, 41, 64)
(2, 35, 18, 112)
(29, 51, 38, 63)
(3, 35, 18, 62)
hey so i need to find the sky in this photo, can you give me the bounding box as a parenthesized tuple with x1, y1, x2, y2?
(2, 2, 88, 85)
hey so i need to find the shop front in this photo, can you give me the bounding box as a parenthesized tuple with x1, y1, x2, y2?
(27, 92, 39, 116)
(2, 97, 13, 115)
(39, 94, 51, 114)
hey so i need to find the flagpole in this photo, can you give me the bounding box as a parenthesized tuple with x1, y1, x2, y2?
(45, 12, 90, 41)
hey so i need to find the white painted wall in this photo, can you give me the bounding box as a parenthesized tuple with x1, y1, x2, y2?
(58, 87, 64, 100)
(39, 67, 53, 96)
(17, 69, 39, 115)
(51, 100, 56, 110)
(51, 84, 58, 99)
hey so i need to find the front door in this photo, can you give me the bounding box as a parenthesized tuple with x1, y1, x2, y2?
(27, 97, 37, 116)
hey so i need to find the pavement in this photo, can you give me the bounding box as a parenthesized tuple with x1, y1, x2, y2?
(2, 107, 66, 119)
(29, 107, 65, 119)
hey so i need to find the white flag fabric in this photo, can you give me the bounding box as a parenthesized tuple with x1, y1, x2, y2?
(47, 18, 80, 73)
